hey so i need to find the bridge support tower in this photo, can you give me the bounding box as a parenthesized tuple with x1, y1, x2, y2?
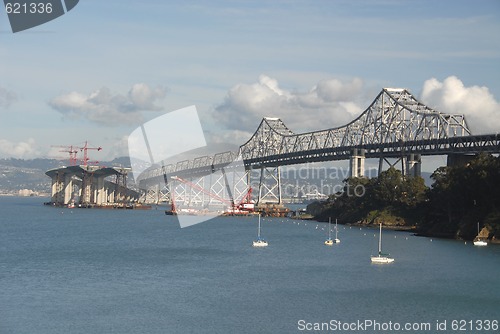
(405, 154, 422, 178)
(378, 154, 422, 178)
(350, 149, 365, 178)
(257, 166, 282, 204)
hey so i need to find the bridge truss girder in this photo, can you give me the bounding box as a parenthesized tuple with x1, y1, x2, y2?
(136, 88, 499, 202)
(257, 166, 282, 205)
(154, 169, 251, 209)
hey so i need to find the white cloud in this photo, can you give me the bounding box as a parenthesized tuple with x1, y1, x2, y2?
(106, 136, 132, 160)
(49, 84, 167, 126)
(0, 138, 38, 159)
(0, 86, 17, 108)
(420, 76, 500, 134)
(212, 75, 368, 138)
(211, 75, 500, 146)
(128, 83, 167, 110)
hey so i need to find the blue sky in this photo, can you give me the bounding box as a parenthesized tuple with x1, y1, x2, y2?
(0, 0, 499, 170)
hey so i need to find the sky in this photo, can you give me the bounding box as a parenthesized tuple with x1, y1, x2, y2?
(0, 0, 499, 172)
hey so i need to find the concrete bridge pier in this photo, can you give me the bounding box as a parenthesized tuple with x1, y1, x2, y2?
(80, 173, 93, 205)
(50, 171, 65, 205)
(350, 148, 365, 178)
(405, 154, 422, 177)
(94, 176, 106, 205)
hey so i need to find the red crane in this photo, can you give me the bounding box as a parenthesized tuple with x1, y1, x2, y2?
(51, 145, 79, 166)
(51, 141, 102, 166)
(79, 141, 102, 166)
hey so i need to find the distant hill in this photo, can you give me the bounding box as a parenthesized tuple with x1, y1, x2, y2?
(0, 157, 133, 194)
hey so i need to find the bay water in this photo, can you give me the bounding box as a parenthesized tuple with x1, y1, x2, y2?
(1, 197, 499, 333)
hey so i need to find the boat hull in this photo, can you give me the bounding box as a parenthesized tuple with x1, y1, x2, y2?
(252, 240, 268, 247)
(371, 256, 394, 264)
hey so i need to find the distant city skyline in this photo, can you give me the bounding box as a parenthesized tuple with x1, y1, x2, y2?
(1, 0, 499, 170)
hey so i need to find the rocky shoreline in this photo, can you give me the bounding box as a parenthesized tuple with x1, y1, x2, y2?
(308, 217, 499, 243)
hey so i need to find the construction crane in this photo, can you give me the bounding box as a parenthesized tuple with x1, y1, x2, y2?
(51, 145, 79, 166)
(79, 141, 102, 166)
(51, 141, 102, 166)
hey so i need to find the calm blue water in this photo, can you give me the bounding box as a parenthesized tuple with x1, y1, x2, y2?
(1, 197, 499, 334)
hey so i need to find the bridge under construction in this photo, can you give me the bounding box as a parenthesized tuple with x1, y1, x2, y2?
(135, 88, 500, 215)
(45, 165, 142, 208)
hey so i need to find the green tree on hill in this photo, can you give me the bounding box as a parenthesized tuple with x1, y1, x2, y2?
(311, 167, 427, 227)
(309, 153, 500, 241)
(422, 153, 500, 240)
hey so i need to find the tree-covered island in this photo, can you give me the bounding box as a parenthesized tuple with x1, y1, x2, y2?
(307, 153, 500, 242)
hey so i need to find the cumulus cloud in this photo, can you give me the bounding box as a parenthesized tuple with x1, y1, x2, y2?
(49, 83, 167, 126)
(0, 138, 38, 159)
(212, 75, 368, 137)
(0, 86, 17, 108)
(420, 76, 500, 134)
(106, 136, 132, 160)
(211, 75, 500, 146)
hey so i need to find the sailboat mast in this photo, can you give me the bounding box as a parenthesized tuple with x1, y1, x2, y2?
(328, 217, 331, 238)
(378, 223, 382, 255)
(335, 219, 338, 239)
(258, 214, 261, 238)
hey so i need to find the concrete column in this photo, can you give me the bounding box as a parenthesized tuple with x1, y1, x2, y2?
(64, 174, 73, 204)
(51, 172, 64, 204)
(81, 173, 92, 204)
(104, 182, 115, 203)
(350, 148, 365, 178)
(108, 186, 115, 203)
(95, 176, 105, 205)
(406, 154, 421, 178)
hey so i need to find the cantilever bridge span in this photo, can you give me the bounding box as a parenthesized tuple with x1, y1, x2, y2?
(137, 88, 500, 205)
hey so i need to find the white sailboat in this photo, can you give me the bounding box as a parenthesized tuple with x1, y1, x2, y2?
(473, 222, 488, 246)
(252, 214, 268, 247)
(334, 218, 340, 244)
(371, 223, 394, 264)
(325, 217, 333, 246)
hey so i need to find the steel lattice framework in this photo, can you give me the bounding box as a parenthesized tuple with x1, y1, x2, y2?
(138, 88, 499, 188)
(240, 88, 470, 160)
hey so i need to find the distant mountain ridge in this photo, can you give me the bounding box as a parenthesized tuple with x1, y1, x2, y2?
(0, 157, 132, 194)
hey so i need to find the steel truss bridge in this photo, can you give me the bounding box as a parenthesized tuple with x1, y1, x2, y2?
(137, 88, 500, 206)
